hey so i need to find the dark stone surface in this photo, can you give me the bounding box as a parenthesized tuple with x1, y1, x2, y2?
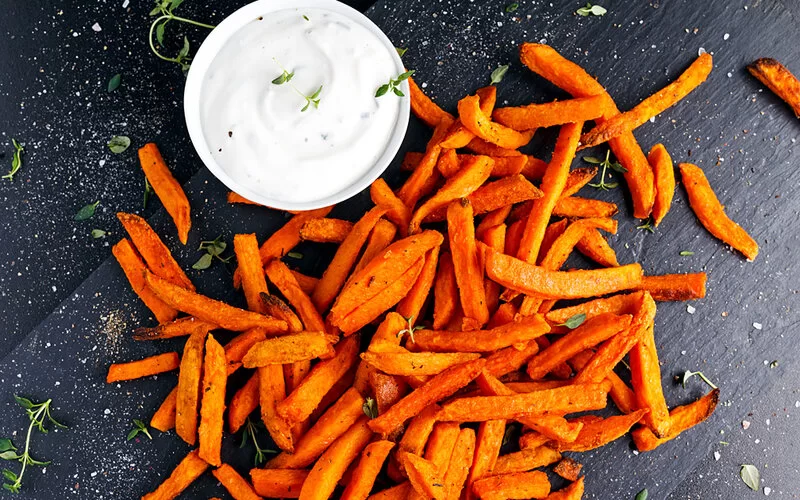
(0, 0, 799, 498)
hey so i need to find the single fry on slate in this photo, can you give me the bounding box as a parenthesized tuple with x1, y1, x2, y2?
(747, 57, 800, 118)
(138, 143, 192, 245)
(106, 352, 180, 383)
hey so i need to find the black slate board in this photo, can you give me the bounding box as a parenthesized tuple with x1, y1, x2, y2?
(1, 0, 800, 498)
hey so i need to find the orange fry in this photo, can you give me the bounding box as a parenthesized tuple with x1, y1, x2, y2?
(483, 339, 539, 378)
(106, 352, 179, 383)
(490, 446, 562, 475)
(212, 463, 262, 500)
(440, 85, 498, 149)
(576, 228, 619, 267)
(265, 260, 325, 332)
(423, 175, 543, 224)
(443, 428, 476, 500)
(227, 191, 262, 206)
(396, 246, 440, 321)
(410, 315, 550, 353)
(632, 389, 720, 451)
(648, 143, 675, 226)
(545, 292, 644, 326)
(144, 271, 287, 333)
(581, 53, 712, 148)
(398, 118, 453, 209)
(630, 320, 670, 437)
(112, 238, 178, 323)
(151, 387, 178, 432)
(243, 332, 336, 367)
(408, 76, 455, 127)
(354, 219, 399, 275)
(552, 458, 583, 482)
(472, 470, 551, 500)
(198, 334, 226, 466)
(138, 143, 192, 244)
(448, 199, 489, 330)
(362, 351, 481, 376)
(225, 329, 268, 374)
(486, 250, 643, 300)
(291, 270, 319, 296)
(258, 364, 293, 453)
(748, 57, 800, 117)
(250, 469, 308, 498)
(493, 95, 609, 130)
(341, 440, 395, 500)
(255, 207, 332, 268)
(561, 167, 599, 198)
(458, 94, 535, 149)
(553, 196, 618, 218)
(261, 294, 304, 333)
(142, 449, 209, 500)
(370, 178, 411, 234)
(235, 233, 270, 314)
(555, 410, 648, 453)
(544, 477, 585, 500)
(465, 137, 523, 157)
(398, 452, 446, 500)
(133, 316, 215, 341)
(228, 373, 260, 433)
(117, 212, 194, 290)
(680, 163, 758, 260)
(638, 273, 707, 302)
(433, 252, 459, 330)
(300, 218, 353, 243)
(465, 420, 505, 500)
(176, 329, 206, 445)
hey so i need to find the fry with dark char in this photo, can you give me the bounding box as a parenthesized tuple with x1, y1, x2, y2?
(632, 389, 719, 451)
(133, 316, 215, 341)
(638, 273, 707, 301)
(747, 57, 800, 118)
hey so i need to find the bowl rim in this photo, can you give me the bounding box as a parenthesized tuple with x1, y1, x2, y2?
(183, 0, 410, 211)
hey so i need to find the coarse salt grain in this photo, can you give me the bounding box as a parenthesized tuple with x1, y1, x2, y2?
(753, 322, 762, 330)
(92, 23, 102, 32)
(714, 451, 721, 461)
(687, 305, 696, 314)
(122, 0, 130, 7)
(764, 487, 771, 496)
(698, 47, 706, 56)
(724, 33, 730, 40)
(742, 420, 751, 430)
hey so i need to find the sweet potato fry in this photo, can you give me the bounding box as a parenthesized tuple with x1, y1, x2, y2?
(396, 246, 440, 321)
(648, 143, 675, 226)
(277, 334, 360, 424)
(553, 458, 583, 482)
(291, 270, 319, 295)
(212, 463, 262, 500)
(632, 389, 719, 451)
(410, 315, 550, 353)
(354, 219, 399, 275)
(243, 332, 337, 367)
(259, 364, 294, 452)
(630, 320, 670, 437)
(519, 155, 549, 181)
(424, 175, 543, 224)
(580, 53, 712, 148)
(490, 446, 561, 475)
(423, 422, 461, 478)
(145, 271, 287, 333)
(408, 76, 455, 127)
(493, 95, 609, 131)
(404, 152, 527, 179)
(330, 230, 442, 326)
(465, 137, 523, 157)
(553, 196, 618, 218)
(544, 477, 584, 500)
(142, 449, 209, 500)
(440, 86, 497, 149)
(476, 206, 512, 241)
(341, 440, 395, 500)
(225, 328, 268, 374)
(235, 233, 270, 314)
(465, 420, 505, 500)
(362, 351, 481, 376)
(250, 469, 308, 498)
(138, 143, 191, 245)
(367, 484, 412, 500)
(680, 163, 758, 260)
(369, 358, 486, 436)
(458, 94, 535, 149)
(106, 352, 180, 383)
(519, 43, 654, 218)
(486, 250, 643, 300)
(576, 228, 619, 267)
(300, 218, 353, 244)
(252, 207, 333, 271)
(409, 155, 493, 234)
(472, 470, 551, 500)
(267, 387, 365, 469)
(398, 118, 453, 209)
(573, 292, 656, 385)
(112, 239, 178, 323)
(516, 122, 582, 265)
(227, 191, 262, 206)
(370, 178, 411, 234)
(369, 370, 408, 416)
(545, 292, 644, 326)
(560, 167, 599, 198)
(435, 148, 460, 178)
(133, 316, 215, 341)
(554, 410, 648, 452)
(482, 340, 539, 378)
(260, 294, 304, 334)
(198, 334, 226, 466)
(264, 260, 325, 332)
(638, 273, 707, 302)
(518, 432, 550, 451)
(398, 452, 447, 500)
(437, 382, 609, 422)
(439, 429, 474, 500)
(368, 312, 408, 354)
(228, 373, 259, 433)
(748, 57, 800, 117)
(299, 417, 374, 500)
(448, 199, 488, 330)
(117, 212, 194, 290)
(151, 386, 178, 432)
(527, 313, 632, 379)
(312, 206, 388, 311)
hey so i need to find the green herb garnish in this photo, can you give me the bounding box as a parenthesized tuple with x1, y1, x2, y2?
(681, 370, 718, 390)
(362, 397, 378, 419)
(91, 229, 107, 239)
(301, 86, 323, 112)
(127, 419, 152, 441)
(239, 417, 278, 466)
(193, 235, 233, 270)
(108, 136, 131, 154)
(302, 14, 309, 21)
(397, 315, 423, 343)
(680, 251, 694, 256)
(556, 313, 586, 330)
(107, 73, 122, 92)
(634, 489, 648, 500)
(143, 178, 154, 209)
(739, 464, 759, 491)
(576, 2, 607, 16)
(1, 396, 66, 493)
(271, 69, 295, 85)
(2, 139, 24, 182)
(74, 201, 100, 221)
(271, 59, 323, 112)
(376, 70, 415, 98)
(396, 47, 408, 57)
(148, 0, 215, 72)
(636, 218, 655, 234)
(585, 150, 626, 191)
(505, 3, 520, 12)
(490, 64, 510, 85)
(286, 252, 303, 259)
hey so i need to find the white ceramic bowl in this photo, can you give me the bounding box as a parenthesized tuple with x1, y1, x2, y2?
(184, 0, 410, 211)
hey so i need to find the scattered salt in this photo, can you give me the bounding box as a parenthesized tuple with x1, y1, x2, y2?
(72, 32, 79, 37)
(91, 23, 102, 32)
(649, 116, 655, 123)
(742, 420, 751, 430)
(713, 451, 721, 461)
(698, 47, 706, 56)
(687, 305, 696, 314)
(795, 401, 800, 408)
(765, 419, 770, 426)
(99, 159, 106, 167)
(104, 408, 111, 415)
(753, 322, 762, 330)
(764, 487, 771, 496)
(122, 0, 130, 7)
(723, 33, 730, 40)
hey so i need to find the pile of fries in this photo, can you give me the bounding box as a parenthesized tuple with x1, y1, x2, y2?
(107, 43, 762, 500)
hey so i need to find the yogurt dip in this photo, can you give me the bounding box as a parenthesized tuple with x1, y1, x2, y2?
(198, 7, 405, 205)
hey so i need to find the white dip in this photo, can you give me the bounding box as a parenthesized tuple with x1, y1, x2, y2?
(200, 7, 403, 204)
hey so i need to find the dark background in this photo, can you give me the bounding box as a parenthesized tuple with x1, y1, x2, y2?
(0, 0, 798, 498)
